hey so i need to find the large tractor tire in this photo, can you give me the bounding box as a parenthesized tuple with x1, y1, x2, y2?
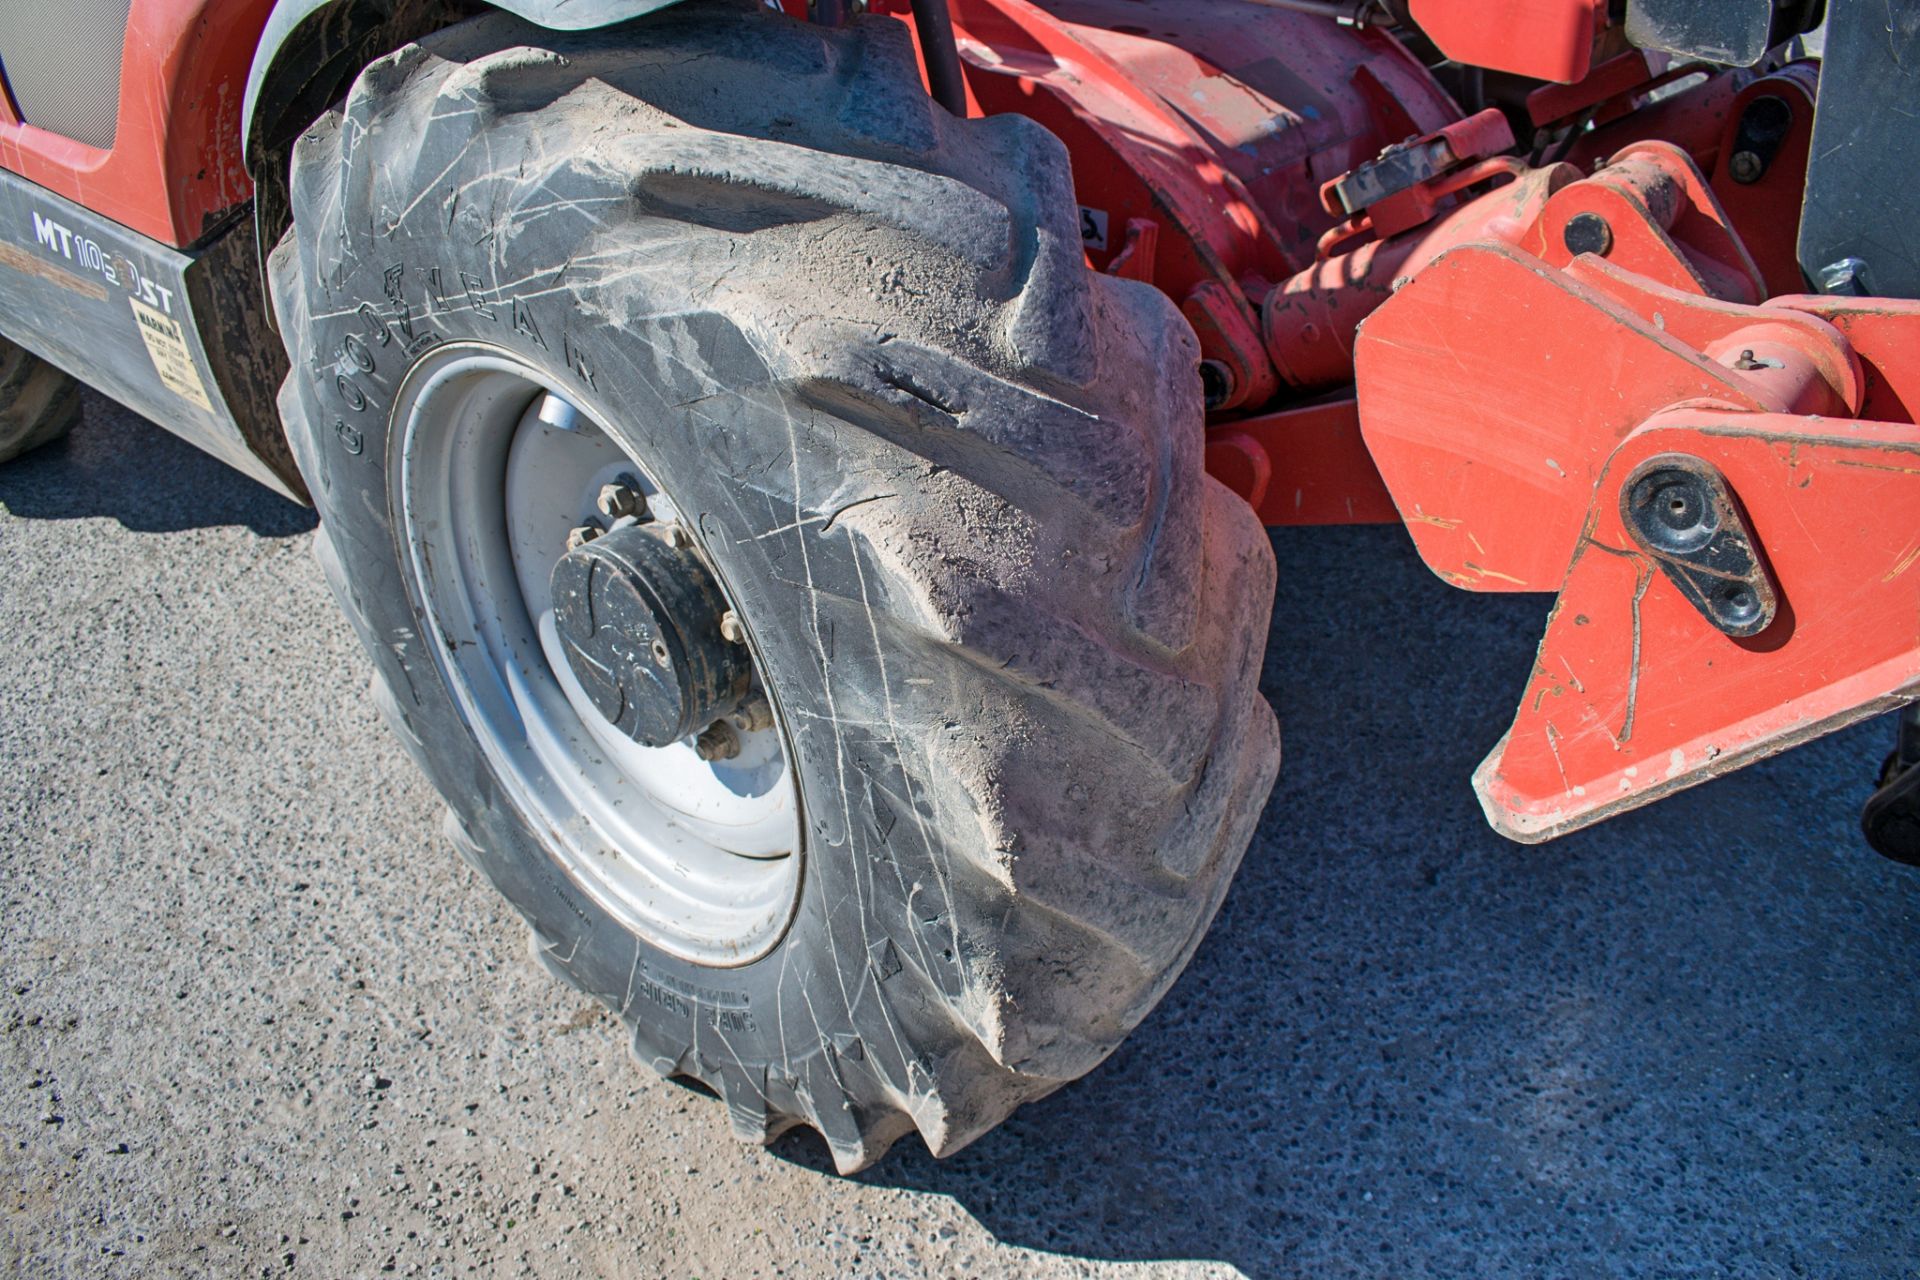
(0, 335, 80, 463)
(272, 1, 1278, 1171)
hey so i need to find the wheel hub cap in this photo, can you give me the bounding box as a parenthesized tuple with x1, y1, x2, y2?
(549, 522, 750, 747)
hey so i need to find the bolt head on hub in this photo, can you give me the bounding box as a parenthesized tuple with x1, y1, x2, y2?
(694, 720, 742, 762)
(596, 479, 647, 521)
(727, 696, 774, 734)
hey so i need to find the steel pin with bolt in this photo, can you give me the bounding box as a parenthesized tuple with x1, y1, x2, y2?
(1562, 212, 1612, 257)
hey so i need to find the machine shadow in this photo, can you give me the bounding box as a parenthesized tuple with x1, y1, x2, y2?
(0, 389, 316, 537)
(785, 523, 1918, 1277)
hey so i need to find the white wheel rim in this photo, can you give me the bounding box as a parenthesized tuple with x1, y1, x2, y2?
(393, 345, 802, 966)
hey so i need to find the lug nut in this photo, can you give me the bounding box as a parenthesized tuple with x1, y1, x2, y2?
(566, 521, 604, 551)
(719, 610, 746, 645)
(728, 696, 774, 734)
(596, 480, 647, 521)
(694, 720, 742, 762)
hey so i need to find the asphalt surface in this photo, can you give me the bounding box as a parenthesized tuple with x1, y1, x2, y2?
(2, 392, 1915, 1278)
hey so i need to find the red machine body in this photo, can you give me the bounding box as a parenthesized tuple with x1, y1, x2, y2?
(916, 0, 1914, 842)
(927, 0, 1915, 841)
(910, 0, 1465, 415)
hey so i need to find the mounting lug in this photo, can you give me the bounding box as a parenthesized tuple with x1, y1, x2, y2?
(1619, 453, 1778, 638)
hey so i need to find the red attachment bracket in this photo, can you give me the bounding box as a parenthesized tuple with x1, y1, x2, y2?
(1357, 243, 1856, 593)
(1520, 141, 1765, 304)
(1357, 230, 1920, 840)
(1479, 408, 1920, 840)
(1707, 65, 1819, 298)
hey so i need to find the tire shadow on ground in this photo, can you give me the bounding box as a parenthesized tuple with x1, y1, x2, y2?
(793, 524, 1920, 1279)
(0, 390, 316, 538)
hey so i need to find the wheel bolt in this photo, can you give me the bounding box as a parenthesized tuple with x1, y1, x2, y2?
(566, 520, 604, 551)
(719, 610, 746, 645)
(596, 480, 647, 521)
(695, 720, 742, 762)
(728, 696, 774, 734)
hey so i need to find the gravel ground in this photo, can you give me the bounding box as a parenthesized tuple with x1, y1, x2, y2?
(2, 393, 1915, 1279)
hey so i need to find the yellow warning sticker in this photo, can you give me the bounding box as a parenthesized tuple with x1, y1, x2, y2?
(129, 297, 212, 411)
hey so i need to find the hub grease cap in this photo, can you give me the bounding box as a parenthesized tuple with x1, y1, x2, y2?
(549, 522, 750, 747)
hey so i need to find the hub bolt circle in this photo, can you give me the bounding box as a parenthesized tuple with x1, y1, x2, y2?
(549, 522, 751, 747)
